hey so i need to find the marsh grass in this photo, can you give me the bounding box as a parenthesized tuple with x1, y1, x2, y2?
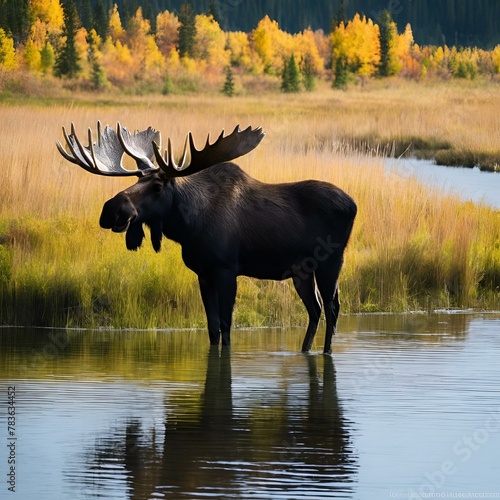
(1, 82, 499, 327)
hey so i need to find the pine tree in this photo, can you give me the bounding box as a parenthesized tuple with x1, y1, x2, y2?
(377, 10, 398, 77)
(221, 66, 235, 96)
(40, 41, 55, 74)
(281, 54, 300, 93)
(54, 0, 81, 78)
(288, 56, 300, 92)
(23, 39, 41, 71)
(332, 57, 349, 89)
(122, 0, 138, 26)
(281, 57, 290, 92)
(162, 73, 174, 95)
(78, 0, 93, 30)
(331, 0, 346, 30)
(207, 1, 221, 26)
(87, 29, 108, 90)
(92, 0, 108, 38)
(142, 4, 156, 32)
(178, 2, 196, 58)
(0, 0, 30, 45)
(302, 54, 316, 91)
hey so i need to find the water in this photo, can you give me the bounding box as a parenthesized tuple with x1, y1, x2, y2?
(385, 158, 500, 209)
(1, 314, 500, 499)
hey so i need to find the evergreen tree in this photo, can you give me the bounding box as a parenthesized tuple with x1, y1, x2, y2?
(331, 0, 346, 30)
(302, 54, 316, 91)
(142, 3, 156, 32)
(0, 0, 30, 44)
(54, 0, 81, 78)
(178, 2, 196, 58)
(92, 0, 108, 38)
(162, 73, 174, 95)
(281, 54, 300, 93)
(377, 9, 397, 77)
(40, 41, 55, 74)
(332, 57, 349, 89)
(87, 29, 108, 90)
(221, 65, 235, 96)
(78, 0, 93, 30)
(207, 1, 221, 26)
(122, 0, 139, 26)
(281, 57, 290, 92)
(287, 55, 300, 92)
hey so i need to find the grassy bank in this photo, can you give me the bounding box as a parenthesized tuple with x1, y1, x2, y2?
(330, 80, 500, 171)
(1, 82, 499, 328)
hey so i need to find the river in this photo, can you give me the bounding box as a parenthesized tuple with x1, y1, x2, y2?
(1, 313, 499, 499)
(385, 158, 500, 209)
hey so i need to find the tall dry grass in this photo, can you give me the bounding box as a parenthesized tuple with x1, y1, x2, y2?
(1, 82, 499, 327)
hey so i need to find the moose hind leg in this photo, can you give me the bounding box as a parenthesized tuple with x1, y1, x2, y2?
(292, 274, 322, 352)
(215, 270, 237, 347)
(316, 257, 343, 354)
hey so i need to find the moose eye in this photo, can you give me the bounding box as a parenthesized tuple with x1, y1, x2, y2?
(152, 182, 163, 194)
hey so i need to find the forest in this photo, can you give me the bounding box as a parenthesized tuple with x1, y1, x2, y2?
(3, 0, 499, 48)
(1, 0, 500, 97)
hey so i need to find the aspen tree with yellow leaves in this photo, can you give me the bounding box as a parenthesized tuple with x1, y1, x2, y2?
(0, 28, 16, 69)
(127, 8, 166, 79)
(108, 4, 125, 43)
(129, 8, 166, 80)
(492, 46, 500, 74)
(22, 0, 62, 74)
(226, 31, 260, 73)
(25, 0, 63, 72)
(29, 0, 64, 39)
(331, 13, 380, 86)
(192, 14, 229, 71)
(345, 14, 380, 77)
(100, 37, 133, 85)
(155, 10, 179, 58)
(23, 38, 41, 71)
(251, 15, 290, 74)
(293, 28, 324, 75)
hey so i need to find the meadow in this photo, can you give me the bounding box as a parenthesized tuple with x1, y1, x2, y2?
(1, 79, 499, 328)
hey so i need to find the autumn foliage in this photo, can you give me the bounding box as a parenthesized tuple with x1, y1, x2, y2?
(1, 1, 500, 94)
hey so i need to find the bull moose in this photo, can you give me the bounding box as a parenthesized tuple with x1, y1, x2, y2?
(57, 122, 356, 353)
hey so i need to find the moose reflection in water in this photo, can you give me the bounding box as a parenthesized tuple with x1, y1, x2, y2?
(57, 122, 357, 353)
(70, 351, 357, 498)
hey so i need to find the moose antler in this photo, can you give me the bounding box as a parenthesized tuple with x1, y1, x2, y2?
(153, 125, 265, 177)
(56, 121, 160, 177)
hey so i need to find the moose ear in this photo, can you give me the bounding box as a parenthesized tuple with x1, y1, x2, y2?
(126, 223, 145, 251)
(149, 221, 163, 253)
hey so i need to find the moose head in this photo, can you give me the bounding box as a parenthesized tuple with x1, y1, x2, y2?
(57, 121, 264, 252)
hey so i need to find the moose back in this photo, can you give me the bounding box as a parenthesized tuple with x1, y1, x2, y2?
(57, 122, 356, 353)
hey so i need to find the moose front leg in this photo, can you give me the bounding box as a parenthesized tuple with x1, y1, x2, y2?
(198, 275, 221, 345)
(198, 271, 237, 346)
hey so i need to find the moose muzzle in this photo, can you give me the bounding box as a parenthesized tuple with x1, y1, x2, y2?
(100, 194, 138, 233)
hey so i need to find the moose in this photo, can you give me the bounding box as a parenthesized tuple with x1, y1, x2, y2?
(57, 122, 356, 353)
